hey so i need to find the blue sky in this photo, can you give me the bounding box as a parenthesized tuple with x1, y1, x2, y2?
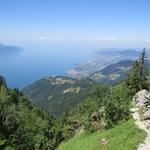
(0, 0, 150, 47)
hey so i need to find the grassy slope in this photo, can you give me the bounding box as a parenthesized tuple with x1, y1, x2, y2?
(58, 119, 146, 150)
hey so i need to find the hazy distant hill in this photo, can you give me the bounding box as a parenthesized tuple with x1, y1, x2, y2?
(89, 60, 133, 85)
(22, 76, 96, 116)
(0, 44, 22, 56)
(68, 49, 140, 78)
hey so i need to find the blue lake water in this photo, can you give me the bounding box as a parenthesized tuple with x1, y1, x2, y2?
(0, 44, 95, 88)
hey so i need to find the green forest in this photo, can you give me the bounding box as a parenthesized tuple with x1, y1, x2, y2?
(0, 49, 149, 150)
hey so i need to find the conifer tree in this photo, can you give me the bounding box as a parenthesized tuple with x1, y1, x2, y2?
(126, 48, 149, 92)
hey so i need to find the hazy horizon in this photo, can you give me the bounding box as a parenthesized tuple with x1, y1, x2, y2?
(1, 0, 150, 87)
(0, 44, 143, 88)
(1, 0, 150, 48)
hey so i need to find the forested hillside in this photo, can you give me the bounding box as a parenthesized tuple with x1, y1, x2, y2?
(22, 76, 96, 116)
(0, 77, 65, 150)
(1, 49, 149, 150)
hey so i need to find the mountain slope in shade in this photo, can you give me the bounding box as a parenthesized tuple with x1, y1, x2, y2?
(22, 76, 96, 116)
(89, 60, 134, 85)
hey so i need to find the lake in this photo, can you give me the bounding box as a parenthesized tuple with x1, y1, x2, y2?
(0, 43, 95, 88)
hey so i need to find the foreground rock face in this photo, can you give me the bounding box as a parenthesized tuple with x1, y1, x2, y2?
(132, 89, 150, 150)
(143, 110, 150, 120)
(133, 89, 150, 121)
(133, 90, 150, 107)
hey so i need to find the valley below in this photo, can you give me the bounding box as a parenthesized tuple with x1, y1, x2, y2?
(1, 48, 150, 150)
(1, 1, 150, 149)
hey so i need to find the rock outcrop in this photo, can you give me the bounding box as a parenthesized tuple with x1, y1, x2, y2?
(131, 89, 150, 150)
(132, 89, 150, 122)
(143, 110, 150, 120)
(133, 90, 150, 107)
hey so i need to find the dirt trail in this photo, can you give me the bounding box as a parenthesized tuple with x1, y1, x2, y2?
(131, 108, 150, 150)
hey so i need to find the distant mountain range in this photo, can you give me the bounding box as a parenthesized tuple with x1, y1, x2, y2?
(0, 44, 22, 56)
(89, 60, 133, 85)
(22, 76, 96, 116)
(67, 49, 140, 78)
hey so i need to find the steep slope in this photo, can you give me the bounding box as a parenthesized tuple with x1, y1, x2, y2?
(0, 77, 60, 150)
(89, 60, 133, 85)
(22, 76, 96, 116)
(58, 119, 146, 150)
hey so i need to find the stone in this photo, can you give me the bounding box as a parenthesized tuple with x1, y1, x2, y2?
(100, 138, 109, 145)
(130, 108, 139, 113)
(133, 89, 150, 107)
(132, 90, 150, 150)
(143, 110, 150, 120)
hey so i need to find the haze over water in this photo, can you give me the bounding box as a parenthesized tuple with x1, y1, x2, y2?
(0, 43, 95, 88)
(1, 0, 150, 88)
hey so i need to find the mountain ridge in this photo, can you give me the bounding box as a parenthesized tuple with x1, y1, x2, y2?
(89, 60, 133, 85)
(67, 49, 140, 78)
(22, 76, 96, 116)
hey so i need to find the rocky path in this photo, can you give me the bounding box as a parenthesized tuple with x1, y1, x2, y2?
(131, 90, 150, 150)
(131, 107, 150, 150)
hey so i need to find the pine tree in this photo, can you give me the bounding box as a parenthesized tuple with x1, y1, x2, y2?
(139, 48, 149, 90)
(126, 48, 149, 93)
(0, 76, 6, 89)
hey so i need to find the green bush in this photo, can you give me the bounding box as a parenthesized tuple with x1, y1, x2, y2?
(104, 83, 131, 127)
(0, 81, 64, 150)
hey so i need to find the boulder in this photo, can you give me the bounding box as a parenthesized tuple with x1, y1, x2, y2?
(133, 89, 150, 107)
(143, 110, 150, 120)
